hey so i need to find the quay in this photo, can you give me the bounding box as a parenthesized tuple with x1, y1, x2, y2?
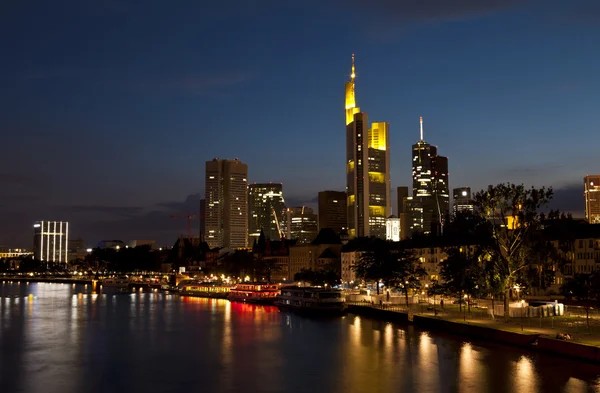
(348, 303, 600, 364)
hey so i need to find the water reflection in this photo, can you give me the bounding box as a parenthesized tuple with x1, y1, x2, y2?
(1, 282, 600, 393)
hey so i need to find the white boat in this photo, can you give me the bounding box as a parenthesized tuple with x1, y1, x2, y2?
(101, 277, 130, 288)
(275, 286, 346, 316)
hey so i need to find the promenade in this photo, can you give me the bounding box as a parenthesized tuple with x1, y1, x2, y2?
(348, 301, 600, 347)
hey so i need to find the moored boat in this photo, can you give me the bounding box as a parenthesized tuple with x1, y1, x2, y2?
(227, 283, 280, 305)
(101, 277, 130, 288)
(275, 286, 346, 316)
(177, 280, 233, 298)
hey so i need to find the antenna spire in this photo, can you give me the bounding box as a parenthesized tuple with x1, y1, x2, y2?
(350, 54, 355, 81)
(420, 116, 424, 141)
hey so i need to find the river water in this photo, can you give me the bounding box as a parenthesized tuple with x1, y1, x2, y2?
(0, 282, 599, 393)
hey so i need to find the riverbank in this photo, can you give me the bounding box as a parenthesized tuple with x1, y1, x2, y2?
(348, 304, 600, 364)
(0, 277, 93, 285)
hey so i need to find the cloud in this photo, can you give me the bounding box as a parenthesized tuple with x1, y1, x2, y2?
(285, 195, 318, 208)
(57, 205, 145, 218)
(548, 183, 585, 216)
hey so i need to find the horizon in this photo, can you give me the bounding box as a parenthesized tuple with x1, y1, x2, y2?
(2, 0, 599, 247)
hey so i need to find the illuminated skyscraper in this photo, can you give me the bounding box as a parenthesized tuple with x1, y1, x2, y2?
(285, 206, 318, 244)
(345, 55, 391, 238)
(585, 175, 600, 224)
(205, 158, 248, 249)
(248, 183, 285, 244)
(411, 117, 449, 235)
(453, 187, 474, 214)
(318, 191, 347, 234)
(33, 221, 69, 262)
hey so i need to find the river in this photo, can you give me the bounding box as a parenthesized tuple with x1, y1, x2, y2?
(0, 282, 599, 393)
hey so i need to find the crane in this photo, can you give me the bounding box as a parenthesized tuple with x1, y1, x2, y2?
(171, 214, 198, 242)
(272, 208, 283, 239)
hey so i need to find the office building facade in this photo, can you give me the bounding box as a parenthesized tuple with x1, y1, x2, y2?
(285, 206, 318, 244)
(205, 158, 248, 249)
(453, 187, 474, 214)
(411, 117, 449, 235)
(345, 55, 391, 238)
(33, 221, 69, 262)
(318, 191, 347, 234)
(585, 175, 600, 224)
(248, 183, 285, 244)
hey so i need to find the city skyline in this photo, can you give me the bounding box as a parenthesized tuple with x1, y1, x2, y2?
(2, 1, 599, 246)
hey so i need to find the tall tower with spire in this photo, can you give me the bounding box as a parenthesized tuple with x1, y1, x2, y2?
(410, 117, 449, 235)
(345, 55, 391, 238)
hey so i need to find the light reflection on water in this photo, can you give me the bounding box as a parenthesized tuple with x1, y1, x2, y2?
(1, 282, 600, 393)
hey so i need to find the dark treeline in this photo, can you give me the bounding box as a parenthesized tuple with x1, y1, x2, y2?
(351, 182, 588, 320)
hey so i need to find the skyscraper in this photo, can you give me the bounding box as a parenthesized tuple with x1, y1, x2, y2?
(285, 206, 318, 244)
(411, 117, 449, 235)
(318, 191, 347, 234)
(33, 221, 68, 262)
(585, 175, 600, 224)
(453, 187, 474, 214)
(248, 183, 285, 244)
(397, 186, 409, 216)
(345, 55, 391, 238)
(205, 158, 248, 249)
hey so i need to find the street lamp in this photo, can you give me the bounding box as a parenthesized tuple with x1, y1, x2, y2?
(521, 299, 525, 331)
(463, 294, 468, 321)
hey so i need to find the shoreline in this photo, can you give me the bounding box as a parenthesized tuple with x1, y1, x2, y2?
(348, 304, 600, 364)
(0, 277, 94, 285)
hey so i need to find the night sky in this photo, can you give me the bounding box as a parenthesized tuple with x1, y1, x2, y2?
(2, 0, 599, 247)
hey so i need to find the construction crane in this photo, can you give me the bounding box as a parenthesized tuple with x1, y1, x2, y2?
(272, 208, 284, 239)
(171, 214, 198, 242)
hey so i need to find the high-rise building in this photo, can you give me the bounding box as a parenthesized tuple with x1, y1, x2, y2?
(205, 158, 248, 249)
(318, 191, 347, 234)
(585, 175, 600, 224)
(345, 55, 391, 238)
(248, 183, 285, 244)
(453, 187, 474, 214)
(411, 117, 449, 235)
(397, 186, 409, 216)
(33, 221, 69, 262)
(285, 206, 318, 244)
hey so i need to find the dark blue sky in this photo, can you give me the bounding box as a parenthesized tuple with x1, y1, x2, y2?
(2, 0, 599, 247)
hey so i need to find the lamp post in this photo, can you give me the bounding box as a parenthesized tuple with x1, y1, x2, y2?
(463, 294, 468, 321)
(521, 299, 525, 331)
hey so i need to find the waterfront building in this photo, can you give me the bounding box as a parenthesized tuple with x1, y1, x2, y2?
(288, 229, 342, 279)
(345, 55, 391, 238)
(33, 221, 69, 262)
(585, 175, 600, 224)
(0, 248, 32, 259)
(318, 190, 347, 234)
(285, 206, 318, 244)
(248, 183, 285, 244)
(341, 250, 363, 284)
(385, 216, 401, 242)
(410, 117, 449, 235)
(205, 158, 248, 249)
(453, 187, 474, 214)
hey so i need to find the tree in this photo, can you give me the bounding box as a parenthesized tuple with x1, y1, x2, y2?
(439, 247, 486, 312)
(473, 183, 553, 320)
(353, 240, 425, 306)
(561, 273, 600, 332)
(254, 255, 281, 283)
(293, 267, 339, 287)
